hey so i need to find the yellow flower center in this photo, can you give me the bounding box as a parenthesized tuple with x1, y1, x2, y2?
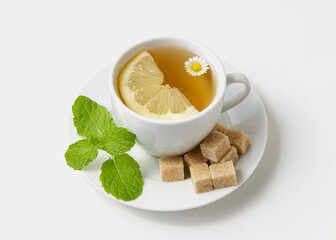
(191, 63, 202, 72)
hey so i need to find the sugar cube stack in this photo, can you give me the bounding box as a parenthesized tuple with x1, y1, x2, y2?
(159, 123, 249, 193)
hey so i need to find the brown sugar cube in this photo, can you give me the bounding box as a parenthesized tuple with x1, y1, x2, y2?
(159, 157, 184, 182)
(210, 146, 239, 165)
(200, 130, 231, 162)
(190, 163, 213, 193)
(209, 161, 237, 189)
(183, 146, 209, 170)
(214, 123, 250, 155)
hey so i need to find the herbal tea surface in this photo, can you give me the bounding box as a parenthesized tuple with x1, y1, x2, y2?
(146, 46, 215, 111)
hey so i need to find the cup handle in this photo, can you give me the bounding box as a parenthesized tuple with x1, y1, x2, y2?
(221, 73, 251, 113)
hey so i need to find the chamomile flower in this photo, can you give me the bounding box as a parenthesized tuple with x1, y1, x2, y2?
(184, 56, 209, 76)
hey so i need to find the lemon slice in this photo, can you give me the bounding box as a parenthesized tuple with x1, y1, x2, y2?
(119, 51, 199, 120)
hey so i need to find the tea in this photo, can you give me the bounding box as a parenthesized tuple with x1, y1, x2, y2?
(117, 45, 215, 120)
(145, 46, 215, 111)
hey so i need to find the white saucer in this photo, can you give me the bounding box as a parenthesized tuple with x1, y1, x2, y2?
(69, 61, 268, 212)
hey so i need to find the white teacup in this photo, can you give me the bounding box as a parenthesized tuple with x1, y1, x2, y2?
(108, 37, 251, 157)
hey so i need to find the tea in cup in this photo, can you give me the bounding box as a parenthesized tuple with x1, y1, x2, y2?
(108, 37, 250, 157)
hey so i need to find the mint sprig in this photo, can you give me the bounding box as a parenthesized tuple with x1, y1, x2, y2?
(65, 96, 143, 201)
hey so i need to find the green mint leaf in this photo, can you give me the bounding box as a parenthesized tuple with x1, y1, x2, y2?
(65, 139, 99, 170)
(100, 127, 136, 155)
(67, 96, 143, 201)
(100, 154, 144, 201)
(72, 95, 114, 139)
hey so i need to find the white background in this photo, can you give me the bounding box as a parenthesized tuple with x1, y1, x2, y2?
(1, 0, 335, 239)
